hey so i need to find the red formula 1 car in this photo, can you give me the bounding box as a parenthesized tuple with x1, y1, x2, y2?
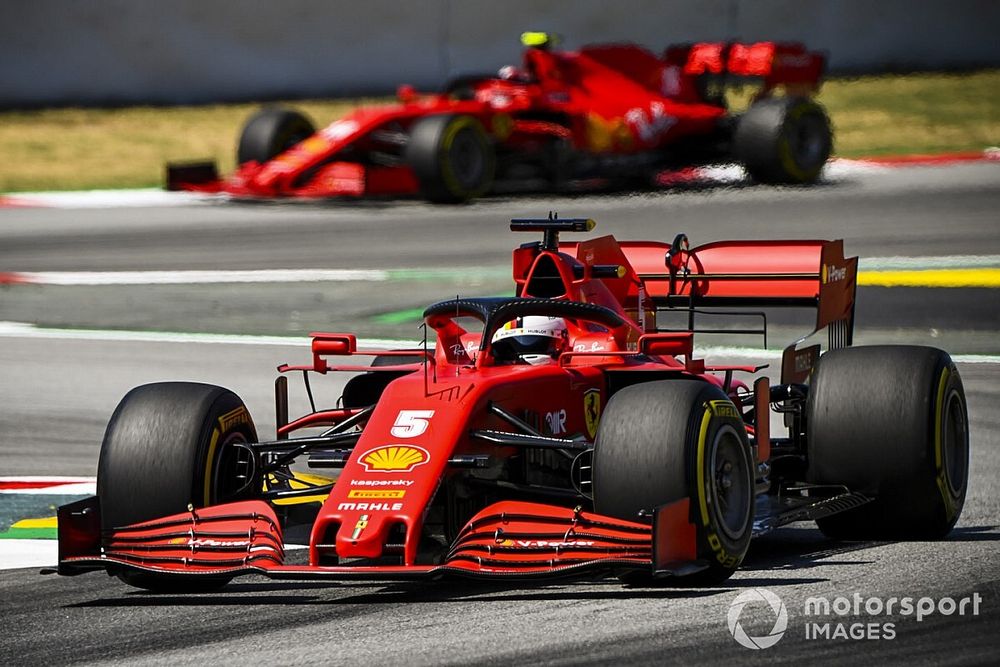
(168, 33, 832, 203)
(58, 218, 969, 590)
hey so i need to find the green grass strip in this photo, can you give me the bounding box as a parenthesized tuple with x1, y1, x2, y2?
(0, 526, 58, 540)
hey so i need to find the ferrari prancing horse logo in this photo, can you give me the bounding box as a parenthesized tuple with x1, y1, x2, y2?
(584, 389, 601, 439)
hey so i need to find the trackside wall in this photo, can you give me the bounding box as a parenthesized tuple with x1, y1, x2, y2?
(1, 0, 996, 107)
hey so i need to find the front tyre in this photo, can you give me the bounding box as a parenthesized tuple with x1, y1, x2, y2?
(97, 382, 259, 591)
(594, 380, 754, 585)
(405, 114, 495, 203)
(806, 346, 969, 539)
(237, 107, 315, 166)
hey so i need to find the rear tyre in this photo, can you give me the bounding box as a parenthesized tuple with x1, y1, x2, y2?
(734, 96, 831, 184)
(806, 346, 969, 539)
(406, 114, 495, 203)
(594, 380, 754, 585)
(98, 382, 259, 591)
(237, 107, 315, 165)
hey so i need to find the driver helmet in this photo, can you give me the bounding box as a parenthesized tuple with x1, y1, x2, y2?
(491, 316, 568, 365)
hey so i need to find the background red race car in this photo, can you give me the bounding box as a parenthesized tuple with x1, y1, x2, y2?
(58, 217, 969, 590)
(168, 33, 832, 202)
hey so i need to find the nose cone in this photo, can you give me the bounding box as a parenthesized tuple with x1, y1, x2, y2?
(335, 506, 405, 559)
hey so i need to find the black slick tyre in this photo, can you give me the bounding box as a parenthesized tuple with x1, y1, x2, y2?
(806, 346, 969, 539)
(97, 382, 258, 591)
(593, 380, 754, 585)
(734, 96, 832, 184)
(237, 107, 315, 165)
(405, 114, 495, 203)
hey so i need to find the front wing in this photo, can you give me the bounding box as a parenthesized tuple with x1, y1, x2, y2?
(57, 489, 869, 583)
(57, 498, 703, 582)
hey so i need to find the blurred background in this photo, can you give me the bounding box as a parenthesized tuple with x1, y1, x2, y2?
(4, 0, 999, 106)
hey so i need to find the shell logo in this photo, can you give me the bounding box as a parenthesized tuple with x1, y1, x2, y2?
(360, 445, 430, 473)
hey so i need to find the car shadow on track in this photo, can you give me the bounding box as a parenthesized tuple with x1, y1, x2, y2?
(741, 527, 883, 573)
(740, 524, 1000, 572)
(939, 525, 1000, 541)
(67, 574, 835, 609)
(65, 525, 999, 609)
(67, 580, 726, 608)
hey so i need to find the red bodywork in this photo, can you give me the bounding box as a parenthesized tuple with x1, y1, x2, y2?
(59, 220, 857, 583)
(171, 41, 824, 199)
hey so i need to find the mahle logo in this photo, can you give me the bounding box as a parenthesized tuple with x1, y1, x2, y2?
(728, 588, 788, 649)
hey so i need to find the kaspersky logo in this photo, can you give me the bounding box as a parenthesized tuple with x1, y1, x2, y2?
(359, 445, 430, 472)
(728, 588, 788, 649)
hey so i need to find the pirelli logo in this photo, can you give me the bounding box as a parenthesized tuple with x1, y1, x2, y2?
(707, 400, 740, 420)
(347, 489, 406, 499)
(218, 406, 250, 431)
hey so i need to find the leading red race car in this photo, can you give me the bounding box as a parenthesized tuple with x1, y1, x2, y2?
(58, 217, 969, 590)
(168, 33, 832, 202)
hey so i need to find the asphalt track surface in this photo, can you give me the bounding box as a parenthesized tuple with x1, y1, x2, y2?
(1, 162, 999, 665)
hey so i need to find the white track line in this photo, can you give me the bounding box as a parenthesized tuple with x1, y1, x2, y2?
(8, 269, 390, 285)
(0, 483, 96, 496)
(0, 476, 94, 483)
(0, 476, 96, 495)
(860, 255, 1000, 270)
(0, 541, 58, 570)
(0, 321, 419, 349)
(0, 322, 996, 363)
(4, 255, 1000, 286)
(1, 188, 218, 208)
(685, 159, 896, 184)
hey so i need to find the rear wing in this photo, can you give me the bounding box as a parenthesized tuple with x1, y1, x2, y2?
(566, 237, 857, 370)
(663, 41, 825, 92)
(573, 41, 824, 104)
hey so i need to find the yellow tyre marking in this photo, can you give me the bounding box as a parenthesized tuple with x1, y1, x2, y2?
(439, 116, 490, 198)
(934, 368, 949, 470)
(934, 367, 957, 518)
(203, 427, 220, 505)
(859, 268, 1000, 288)
(203, 407, 255, 504)
(491, 113, 513, 141)
(696, 401, 750, 567)
(440, 117, 469, 196)
(777, 101, 823, 181)
(695, 407, 713, 526)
